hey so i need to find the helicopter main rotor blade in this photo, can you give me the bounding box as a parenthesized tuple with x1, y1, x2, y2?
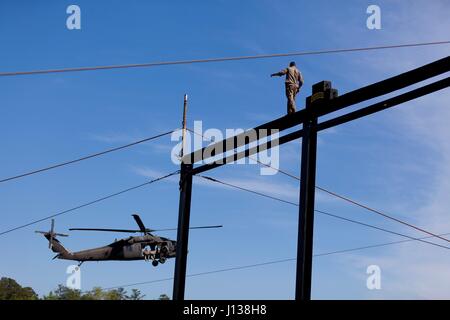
(69, 225, 223, 233)
(190, 225, 223, 229)
(69, 228, 141, 233)
(132, 214, 147, 233)
(151, 225, 223, 232)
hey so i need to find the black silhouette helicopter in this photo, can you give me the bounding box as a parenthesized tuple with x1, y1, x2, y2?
(36, 214, 222, 267)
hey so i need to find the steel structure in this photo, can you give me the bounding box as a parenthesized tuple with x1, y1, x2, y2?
(172, 56, 450, 300)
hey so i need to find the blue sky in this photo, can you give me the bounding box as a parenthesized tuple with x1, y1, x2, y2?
(0, 1, 449, 299)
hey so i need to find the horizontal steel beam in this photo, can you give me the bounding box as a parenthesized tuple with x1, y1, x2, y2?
(191, 128, 304, 175)
(192, 76, 450, 175)
(317, 76, 450, 131)
(183, 56, 449, 165)
(314, 56, 450, 118)
(183, 111, 307, 164)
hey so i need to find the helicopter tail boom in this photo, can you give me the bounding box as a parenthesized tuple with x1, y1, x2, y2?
(42, 233, 71, 256)
(36, 219, 71, 258)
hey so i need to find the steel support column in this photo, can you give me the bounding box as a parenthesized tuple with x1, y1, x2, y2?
(173, 162, 193, 300)
(295, 98, 318, 301)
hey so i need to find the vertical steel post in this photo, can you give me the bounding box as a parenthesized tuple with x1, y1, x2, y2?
(181, 94, 188, 158)
(295, 97, 318, 300)
(173, 162, 193, 300)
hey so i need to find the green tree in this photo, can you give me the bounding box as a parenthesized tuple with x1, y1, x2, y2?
(0, 277, 38, 300)
(0, 277, 146, 301)
(43, 284, 83, 300)
(43, 285, 145, 300)
(158, 293, 170, 300)
(128, 289, 145, 300)
(81, 287, 104, 300)
(102, 288, 126, 300)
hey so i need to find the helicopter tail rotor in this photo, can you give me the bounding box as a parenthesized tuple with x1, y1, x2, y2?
(35, 219, 68, 250)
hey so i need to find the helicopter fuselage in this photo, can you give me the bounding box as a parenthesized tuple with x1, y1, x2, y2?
(37, 214, 220, 267)
(56, 234, 176, 265)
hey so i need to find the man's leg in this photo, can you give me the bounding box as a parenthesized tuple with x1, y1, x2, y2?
(289, 94, 296, 113)
(285, 85, 290, 114)
(287, 85, 296, 114)
(291, 86, 298, 113)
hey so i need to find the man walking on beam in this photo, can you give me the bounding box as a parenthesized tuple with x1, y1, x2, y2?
(271, 61, 304, 114)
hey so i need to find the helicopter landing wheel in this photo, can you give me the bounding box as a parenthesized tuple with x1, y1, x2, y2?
(159, 257, 166, 264)
(152, 260, 159, 267)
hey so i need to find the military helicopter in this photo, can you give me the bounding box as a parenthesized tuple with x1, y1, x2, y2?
(36, 214, 222, 267)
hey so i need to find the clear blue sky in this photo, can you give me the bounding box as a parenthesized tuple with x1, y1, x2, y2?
(0, 1, 449, 299)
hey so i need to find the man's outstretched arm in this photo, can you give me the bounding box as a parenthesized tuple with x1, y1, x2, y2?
(270, 69, 287, 77)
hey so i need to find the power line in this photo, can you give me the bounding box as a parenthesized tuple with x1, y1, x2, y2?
(314, 209, 449, 250)
(314, 185, 450, 244)
(196, 175, 450, 250)
(78, 168, 448, 292)
(313, 233, 450, 257)
(0, 130, 174, 184)
(101, 258, 297, 291)
(1, 41, 449, 77)
(9, 157, 443, 291)
(270, 166, 450, 244)
(0, 171, 179, 236)
(187, 127, 450, 244)
(100, 229, 450, 291)
(240, 150, 450, 243)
